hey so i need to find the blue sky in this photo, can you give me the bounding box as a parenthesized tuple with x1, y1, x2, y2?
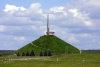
(0, 0, 100, 50)
(0, 0, 70, 10)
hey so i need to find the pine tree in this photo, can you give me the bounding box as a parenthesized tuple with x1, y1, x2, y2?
(0, 54, 2, 56)
(26, 52, 30, 56)
(68, 51, 71, 54)
(40, 51, 43, 56)
(48, 51, 52, 56)
(44, 51, 47, 56)
(22, 52, 25, 56)
(17, 52, 20, 56)
(30, 50, 35, 56)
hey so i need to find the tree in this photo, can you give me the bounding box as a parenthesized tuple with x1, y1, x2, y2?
(48, 51, 52, 56)
(17, 52, 20, 56)
(68, 51, 71, 54)
(40, 51, 43, 56)
(22, 52, 25, 56)
(0, 54, 2, 56)
(30, 50, 35, 56)
(44, 51, 47, 56)
(26, 52, 30, 56)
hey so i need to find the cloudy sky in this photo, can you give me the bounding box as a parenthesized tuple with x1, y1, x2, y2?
(0, 0, 100, 50)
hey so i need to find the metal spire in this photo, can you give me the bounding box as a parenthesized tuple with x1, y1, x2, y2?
(47, 14, 49, 35)
(46, 14, 55, 35)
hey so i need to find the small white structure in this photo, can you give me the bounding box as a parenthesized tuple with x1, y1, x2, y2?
(46, 32, 55, 35)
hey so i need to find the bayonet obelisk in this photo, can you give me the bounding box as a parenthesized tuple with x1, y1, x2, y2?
(46, 14, 55, 35)
(47, 14, 49, 35)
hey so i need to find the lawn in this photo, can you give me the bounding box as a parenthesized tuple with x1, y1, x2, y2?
(0, 54, 100, 67)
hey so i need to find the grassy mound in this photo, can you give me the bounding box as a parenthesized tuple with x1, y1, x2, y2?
(16, 35, 80, 56)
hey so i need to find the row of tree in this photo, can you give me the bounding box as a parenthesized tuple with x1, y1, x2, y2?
(17, 50, 52, 56)
(40, 51, 52, 56)
(17, 50, 35, 56)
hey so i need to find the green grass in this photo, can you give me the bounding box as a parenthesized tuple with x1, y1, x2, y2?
(17, 35, 80, 56)
(0, 54, 100, 67)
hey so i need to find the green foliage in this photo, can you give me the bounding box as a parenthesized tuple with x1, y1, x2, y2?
(17, 52, 20, 56)
(0, 50, 15, 56)
(16, 35, 80, 56)
(30, 50, 35, 56)
(26, 52, 30, 56)
(40, 51, 43, 56)
(82, 50, 100, 54)
(48, 51, 52, 56)
(22, 52, 25, 56)
(44, 51, 48, 56)
(0, 54, 2, 56)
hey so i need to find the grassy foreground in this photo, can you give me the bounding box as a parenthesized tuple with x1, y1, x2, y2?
(0, 54, 100, 67)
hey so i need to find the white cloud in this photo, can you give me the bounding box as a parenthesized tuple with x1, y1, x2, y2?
(14, 36, 26, 41)
(0, 25, 6, 32)
(82, 33, 92, 38)
(87, 0, 100, 7)
(30, 3, 41, 9)
(84, 21, 92, 26)
(49, 6, 67, 20)
(50, 6, 64, 12)
(50, 6, 67, 16)
(4, 4, 26, 13)
(67, 34, 79, 43)
(69, 9, 79, 17)
(28, 3, 43, 15)
(69, 8, 93, 26)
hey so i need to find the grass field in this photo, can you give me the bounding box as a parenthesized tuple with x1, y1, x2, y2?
(0, 54, 100, 67)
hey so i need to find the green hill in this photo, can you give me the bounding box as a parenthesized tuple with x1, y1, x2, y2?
(16, 35, 80, 56)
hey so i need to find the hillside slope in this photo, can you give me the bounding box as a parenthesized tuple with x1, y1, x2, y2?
(16, 35, 80, 56)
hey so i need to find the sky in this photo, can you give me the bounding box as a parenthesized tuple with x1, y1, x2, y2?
(0, 0, 100, 50)
(0, 0, 69, 10)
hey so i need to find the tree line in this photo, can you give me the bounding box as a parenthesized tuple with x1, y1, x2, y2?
(17, 50, 52, 56)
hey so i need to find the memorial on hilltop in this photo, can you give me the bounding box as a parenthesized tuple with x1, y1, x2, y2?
(16, 15, 80, 56)
(46, 15, 55, 35)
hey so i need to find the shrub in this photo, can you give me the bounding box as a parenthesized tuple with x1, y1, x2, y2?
(17, 52, 20, 56)
(22, 52, 25, 56)
(30, 50, 35, 56)
(48, 51, 52, 56)
(40, 51, 43, 56)
(44, 51, 48, 56)
(26, 52, 30, 56)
